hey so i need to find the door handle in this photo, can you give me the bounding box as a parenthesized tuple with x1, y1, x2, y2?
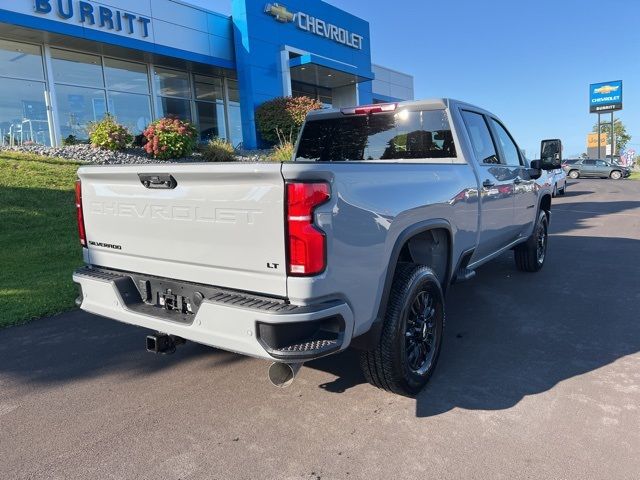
(138, 173, 177, 189)
(482, 179, 495, 189)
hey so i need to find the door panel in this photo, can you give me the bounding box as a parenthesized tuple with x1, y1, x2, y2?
(595, 160, 609, 176)
(489, 118, 537, 238)
(581, 160, 596, 176)
(460, 110, 516, 261)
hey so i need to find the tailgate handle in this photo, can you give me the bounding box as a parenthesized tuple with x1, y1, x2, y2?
(138, 174, 177, 189)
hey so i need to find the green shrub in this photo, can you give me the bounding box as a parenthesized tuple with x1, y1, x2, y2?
(143, 117, 197, 160)
(202, 138, 236, 162)
(269, 141, 295, 162)
(88, 114, 132, 151)
(255, 96, 322, 144)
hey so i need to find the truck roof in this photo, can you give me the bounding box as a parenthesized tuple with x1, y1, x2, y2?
(306, 98, 492, 119)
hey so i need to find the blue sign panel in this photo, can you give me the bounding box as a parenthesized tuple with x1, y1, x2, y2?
(590, 80, 623, 113)
(232, 0, 375, 148)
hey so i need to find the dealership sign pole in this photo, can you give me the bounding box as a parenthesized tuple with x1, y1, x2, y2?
(590, 81, 623, 160)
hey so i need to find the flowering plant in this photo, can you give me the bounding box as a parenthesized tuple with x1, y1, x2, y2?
(143, 117, 198, 160)
(88, 114, 132, 151)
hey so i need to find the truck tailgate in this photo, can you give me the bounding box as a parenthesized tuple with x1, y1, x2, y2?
(78, 163, 287, 297)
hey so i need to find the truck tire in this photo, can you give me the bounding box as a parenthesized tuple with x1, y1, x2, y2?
(360, 264, 444, 397)
(514, 210, 548, 272)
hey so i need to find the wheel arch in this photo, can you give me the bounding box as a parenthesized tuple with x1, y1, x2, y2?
(540, 193, 552, 215)
(350, 219, 453, 350)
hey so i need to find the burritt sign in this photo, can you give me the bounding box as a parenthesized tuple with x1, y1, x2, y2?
(33, 0, 151, 38)
(265, 3, 364, 50)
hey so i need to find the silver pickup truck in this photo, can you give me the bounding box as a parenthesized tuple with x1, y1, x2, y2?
(73, 99, 562, 397)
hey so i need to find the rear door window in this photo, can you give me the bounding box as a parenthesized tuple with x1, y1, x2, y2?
(460, 110, 500, 165)
(490, 119, 523, 166)
(295, 109, 456, 161)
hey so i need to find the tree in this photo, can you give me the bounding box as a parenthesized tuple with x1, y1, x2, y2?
(256, 96, 322, 145)
(592, 119, 631, 154)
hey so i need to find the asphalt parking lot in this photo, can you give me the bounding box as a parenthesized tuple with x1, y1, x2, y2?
(1, 178, 639, 479)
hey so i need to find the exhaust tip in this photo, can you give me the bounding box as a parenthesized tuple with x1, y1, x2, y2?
(268, 362, 302, 388)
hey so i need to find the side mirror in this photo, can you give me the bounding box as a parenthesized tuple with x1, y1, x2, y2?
(529, 159, 542, 179)
(540, 139, 562, 170)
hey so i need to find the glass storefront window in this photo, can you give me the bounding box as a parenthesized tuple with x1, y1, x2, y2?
(108, 92, 152, 134)
(0, 40, 44, 81)
(227, 79, 241, 103)
(225, 79, 243, 147)
(193, 74, 226, 142)
(55, 84, 107, 140)
(292, 81, 332, 108)
(196, 102, 226, 142)
(0, 42, 241, 146)
(157, 97, 192, 122)
(0, 77, 50, 146)
(51, 49, 103, 88)
(154, 68, 191, 98)
(227, 104, 243, 148)
(194, 75, 224, 101)
(104, 58, 149, 94)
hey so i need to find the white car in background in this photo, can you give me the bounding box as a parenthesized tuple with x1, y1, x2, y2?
(526, 153, 567, 197)
(547, 168, 567, 197)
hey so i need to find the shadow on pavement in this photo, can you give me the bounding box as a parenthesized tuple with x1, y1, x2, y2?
(415, 234, 640, 416)
(310, 234, 640, 417)
(310, 196, 640, 413)
(560, 189, 594, 197)
(0, 310, 245, 385)
(549, 199, 640, 221)
(0, 193, 637, 418)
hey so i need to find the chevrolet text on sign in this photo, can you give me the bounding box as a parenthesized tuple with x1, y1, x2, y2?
(265, 3, 364, 50)
(589, 80, 623, 113)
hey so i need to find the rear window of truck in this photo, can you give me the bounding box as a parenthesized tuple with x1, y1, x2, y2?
(295, 110, 456, 162)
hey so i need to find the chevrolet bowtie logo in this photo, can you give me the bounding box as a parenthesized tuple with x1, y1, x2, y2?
(265, 3, 295, 23)
(594, 85, 620, 95)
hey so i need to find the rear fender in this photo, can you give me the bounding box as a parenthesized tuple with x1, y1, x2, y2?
(350, 219, 453, 350)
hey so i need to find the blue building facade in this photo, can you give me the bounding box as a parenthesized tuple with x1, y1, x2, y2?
(0, 0, 414, 148)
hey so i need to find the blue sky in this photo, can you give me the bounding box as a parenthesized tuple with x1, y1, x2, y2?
(327, 0, 639, 157)
(190, 0, 639, 156)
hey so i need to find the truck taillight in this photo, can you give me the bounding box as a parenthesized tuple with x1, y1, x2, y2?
(286, 182, 330, 276)
(75, 180, 87, 247)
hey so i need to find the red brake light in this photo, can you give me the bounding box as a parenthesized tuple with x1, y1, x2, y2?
(341, 103, 397, 115)
(75, 180, 87, 247)
(286, 182, 330, 276)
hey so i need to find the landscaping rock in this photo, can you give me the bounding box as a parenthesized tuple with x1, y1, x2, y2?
(0, 144, 272, 164)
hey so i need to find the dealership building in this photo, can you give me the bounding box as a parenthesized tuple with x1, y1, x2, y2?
(0, 0, 414, 149)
